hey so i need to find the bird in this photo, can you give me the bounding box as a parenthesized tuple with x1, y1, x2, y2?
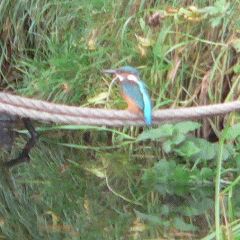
(103, 65, 152, 125)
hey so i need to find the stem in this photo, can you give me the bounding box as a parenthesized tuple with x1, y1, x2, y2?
(215, 138, 224, 240)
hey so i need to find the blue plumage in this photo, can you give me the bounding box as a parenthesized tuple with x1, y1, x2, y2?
(121, 81, 144, 110)
(136, 81, 152, 126)
(118, 66, 140, 77)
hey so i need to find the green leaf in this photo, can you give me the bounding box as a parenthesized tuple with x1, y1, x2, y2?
(222, 123, 240, 141)
(174, 167, 189, 185)
(210, 16, 222, 28)
(134, 210, 162, 225)
(169, 122, 201, 146)
(137, 124, 173, 141)
(171, 132, 186, 145)
(160, 205, 170, 216)
(84, 167, 106, 178)
(139, 18, 146, 31)
(200, 6, 218, 15)
(162, 140, 172, 153)
(190, 138, 216, 161)
(200, 168, 214, 180)
(173, 217, 197, 231)
(174, 141, 201, 158)
(142, 160, 174, 188)
(142, 160, 191, 196)
(174, 121, 201, 134)
(183, 198, 214, 216)
(215, 0, 230, 14)
(233, 64, 240, 73)
(222, 143, 235, 161)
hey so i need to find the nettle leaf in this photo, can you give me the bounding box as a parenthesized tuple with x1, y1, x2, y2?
(154, 184, 169, 195)
(183, 198, 214, 216)
(222, 143, 235, 161)
(142, 160, 191, 195)
(222, 123, 240, 141)
(134, 210, 161, 225)
(174, 167, 189, 184)
(174, 141, 201, 158)
(173, 217, 197, 231)
(200, 167, 214, 180)
(141, 168, 158, 188)
(174, 121, 201, 134)
(154, 160, 176, 181)
(172, 169, 191, 196)
(190, 138, 216, 161)
(160, 205, 170, 216)
(169, 122, 201, 147)
(171, 131, 186, 145)
(160, 122, 201, 153)
(137, 124, 173, 141)
(142, 160, 174, 187)
(162, 140, 172, 153)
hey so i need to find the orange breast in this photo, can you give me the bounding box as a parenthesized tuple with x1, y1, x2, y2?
(122, 93, 141, 113)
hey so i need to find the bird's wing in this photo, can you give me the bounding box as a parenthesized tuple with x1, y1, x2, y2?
(120, 81, 144, 110)
(137, 80, 152, 125)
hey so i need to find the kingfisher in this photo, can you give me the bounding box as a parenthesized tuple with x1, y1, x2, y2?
(103, 66, 152, 125)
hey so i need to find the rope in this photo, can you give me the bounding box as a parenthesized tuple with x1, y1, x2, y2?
(0, 92, 239, 126)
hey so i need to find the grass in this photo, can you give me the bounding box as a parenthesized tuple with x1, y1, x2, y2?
(1, 0, 240, 239)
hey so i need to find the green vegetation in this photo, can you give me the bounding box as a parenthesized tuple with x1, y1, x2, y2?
(1, 0, 240, 239)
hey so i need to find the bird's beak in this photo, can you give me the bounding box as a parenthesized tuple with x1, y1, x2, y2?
(103, 69, 117, 75)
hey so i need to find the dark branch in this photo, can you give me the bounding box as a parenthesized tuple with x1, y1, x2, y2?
(4, 118, 38, 168)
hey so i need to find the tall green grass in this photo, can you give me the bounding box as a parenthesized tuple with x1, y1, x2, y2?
(1, 0, 240, 239)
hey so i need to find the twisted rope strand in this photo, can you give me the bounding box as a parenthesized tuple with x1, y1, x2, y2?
(0, 92, 239, 126)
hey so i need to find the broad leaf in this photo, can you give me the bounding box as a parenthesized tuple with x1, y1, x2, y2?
(174, 121, 201, 134)
(173, 217, 197, 231)
(137, 124, 173, 141)
(174, 141, 200, 158)
(222, 123, 240, 141)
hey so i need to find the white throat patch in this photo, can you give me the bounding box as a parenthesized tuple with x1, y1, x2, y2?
(127, 74, 139, 82)
(117, 74, 139, 83)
